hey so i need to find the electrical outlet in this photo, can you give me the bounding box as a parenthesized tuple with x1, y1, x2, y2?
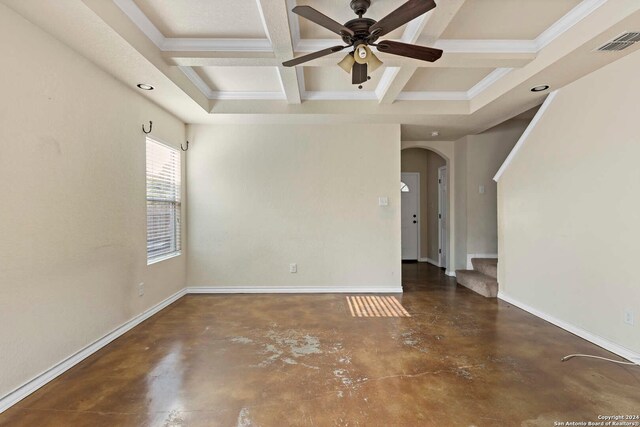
(624, 309, 635, 326)
(138, 282, 144, 297)
(289, 263, 297, 273)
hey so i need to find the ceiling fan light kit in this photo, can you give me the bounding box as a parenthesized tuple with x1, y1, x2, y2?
(283, 0, 443, 87)
(337, 53, 356, 73)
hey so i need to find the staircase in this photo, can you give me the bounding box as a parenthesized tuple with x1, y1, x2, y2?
(455, 258, 498, 298)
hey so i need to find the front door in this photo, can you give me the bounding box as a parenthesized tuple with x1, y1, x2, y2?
(401, 172, 420, 260)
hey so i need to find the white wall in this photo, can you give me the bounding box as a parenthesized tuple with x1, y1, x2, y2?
(0, 5, 186, 398)
(187, 124, 401, 290)
(454, 120, 528, 269)
(497, 49, 640, 356)
(454, 137, 468, 270)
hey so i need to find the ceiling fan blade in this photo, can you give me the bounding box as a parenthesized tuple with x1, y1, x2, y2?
(376, 40, 443, 62)
(352, 62, 368, 85)
(292, 6, 355, 37)
(283, 45, 347, 67)
(369, 0, 436, 38)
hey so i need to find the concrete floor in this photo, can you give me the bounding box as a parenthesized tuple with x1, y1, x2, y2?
(2, 263, 639, 426)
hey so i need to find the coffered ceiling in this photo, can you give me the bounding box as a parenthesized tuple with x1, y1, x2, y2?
(3, 0, 640, 140)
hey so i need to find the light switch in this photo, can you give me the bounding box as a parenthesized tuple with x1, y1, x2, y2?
(378, 197, 389, 206)
(479, 185, 485, 194)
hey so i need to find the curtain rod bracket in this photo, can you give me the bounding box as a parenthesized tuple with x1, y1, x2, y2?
(142, 121, 153, 134)
(181, 140, 189, 151)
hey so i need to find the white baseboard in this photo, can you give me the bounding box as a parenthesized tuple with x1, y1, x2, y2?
(466, 253, 498, 270)
(445, 270, 456, 277)
(498, 291, 640, 364)
(187, 286, 403, 294)
(419, 257, 441, 267)
(0, 288, 187, 414)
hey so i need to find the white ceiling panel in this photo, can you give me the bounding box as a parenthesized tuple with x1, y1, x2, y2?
(403, 68, 495, 92)
(441, 0, 583, 40)
(195, 67, 283, 92)
(133, 0, 268, 38)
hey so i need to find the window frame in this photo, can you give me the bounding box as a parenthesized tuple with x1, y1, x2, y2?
(145, 136, 182, 265)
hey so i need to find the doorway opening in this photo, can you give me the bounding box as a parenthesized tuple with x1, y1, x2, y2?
(400, 148, 448, 268)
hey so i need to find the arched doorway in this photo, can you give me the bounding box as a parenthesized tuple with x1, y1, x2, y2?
(400, 147, 450, 272)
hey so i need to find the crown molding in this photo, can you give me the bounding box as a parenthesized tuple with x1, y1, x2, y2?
(396, 91, 468, 101)
(163, 38, 272, 52)
(535, 0, 607, 50)
(286, 0, 302, 51)
(113, 0, 164, 47)
(396, 67, 512, 101)
(375, 67, 400, 100)
(179, 66, 285, 100)
(401, 13, 430, 44)
(178, 66, 213, 98)
(254, 0, 272, 43)
(211, 91, 286, 100)
(434, 39, 538, 53)
(302, 91, 379, 101)
(466, 68, 513, 98)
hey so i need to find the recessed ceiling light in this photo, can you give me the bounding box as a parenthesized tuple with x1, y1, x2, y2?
(137, 83, 154, 91)
(431, 131, 440, 137)
(530, 85, 550, 92)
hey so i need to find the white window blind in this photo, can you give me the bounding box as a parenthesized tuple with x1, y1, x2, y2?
(146, 138, 181, 263)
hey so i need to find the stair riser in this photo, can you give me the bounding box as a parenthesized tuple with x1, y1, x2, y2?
(476, 264, 497, 279)
(455, 270, 498, 298)
(471, 258, 498, 279)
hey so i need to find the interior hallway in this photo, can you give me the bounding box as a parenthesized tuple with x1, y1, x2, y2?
(2, 263, 638, 426)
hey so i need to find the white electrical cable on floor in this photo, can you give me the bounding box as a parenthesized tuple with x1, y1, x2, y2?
(561, 354, 640, 366)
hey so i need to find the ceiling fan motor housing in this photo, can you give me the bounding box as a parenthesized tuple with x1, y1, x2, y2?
(342, 18, 378, 44)
(350, 0, 371, 16)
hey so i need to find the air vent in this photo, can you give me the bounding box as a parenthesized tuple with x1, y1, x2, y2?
(597, 32, 640, 52)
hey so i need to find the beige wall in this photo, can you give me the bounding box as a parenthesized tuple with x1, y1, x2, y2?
(187, 124, 401, 290)
(466, 120, 528, 255)
(401, 148, 445, 261)
(454, 120, 528, 269)
(0, 5, 186, 398)
(454, 137, 468, 269)
(497, 49, 640, 355)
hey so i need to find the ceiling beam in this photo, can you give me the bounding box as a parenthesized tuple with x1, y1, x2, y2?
(255, 0, 301, 104)
(163, 51, 535, 68)
(376, 0, 468, 104)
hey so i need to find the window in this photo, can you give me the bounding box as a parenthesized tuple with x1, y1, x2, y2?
(146, 138, 181, 263)
(401, 181, 410, 192)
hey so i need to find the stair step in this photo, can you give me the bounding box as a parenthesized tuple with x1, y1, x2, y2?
(455, 270, 498, 298)
(471, 258, 497, 279)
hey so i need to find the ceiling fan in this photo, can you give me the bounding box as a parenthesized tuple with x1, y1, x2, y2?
(283, 0, 443, 87)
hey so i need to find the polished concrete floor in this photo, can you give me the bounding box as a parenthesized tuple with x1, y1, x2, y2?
(2, 263, 639, 426)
